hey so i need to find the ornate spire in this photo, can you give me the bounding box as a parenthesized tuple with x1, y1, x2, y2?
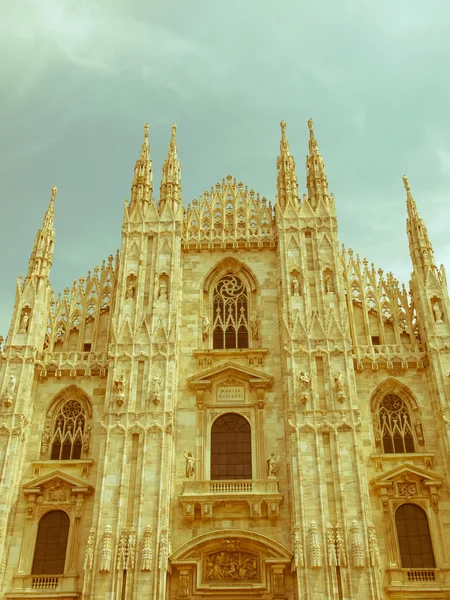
(26, 186, 57, 280)
(129, 123, 153, 212)
(276, 120, 299, 211)
(404, 175, 436, 275)
(306, 118, 329, 209)
(159, 123, 181, 214)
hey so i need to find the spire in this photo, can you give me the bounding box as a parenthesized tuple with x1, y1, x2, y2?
(159, 123, 181, 214)
(129, 123, 153, 212)
(306, 118, 329, 209)
(276, 120, 299, 211)
(26, 186, 57, 280)
(404, 175, 436, 275)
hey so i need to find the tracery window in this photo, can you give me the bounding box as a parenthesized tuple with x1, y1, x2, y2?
(379, 394, 415, 453)
(50, 399, 85, 460)
(212, 275, 249, 349)
(395, 504, 435, 568)
(211, 413, 252, 480)
(32, 510, 70, 574)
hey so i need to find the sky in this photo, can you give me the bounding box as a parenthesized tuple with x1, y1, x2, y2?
(1, 0, 450, 337)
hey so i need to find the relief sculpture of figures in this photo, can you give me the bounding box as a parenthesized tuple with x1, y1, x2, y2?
(184, 451, 196, 479)
(205, 549, 258, 581)
(266, 451, 280, 479)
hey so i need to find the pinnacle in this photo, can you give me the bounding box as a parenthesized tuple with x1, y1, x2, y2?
(402, 174, 410, 191)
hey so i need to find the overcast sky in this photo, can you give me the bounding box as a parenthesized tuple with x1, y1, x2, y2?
(1, 0, 450, 338)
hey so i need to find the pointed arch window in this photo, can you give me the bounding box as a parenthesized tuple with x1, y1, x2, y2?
(32, 510, 70, 574)
(211, 413, 252, 480)
(395, 504, 435, 568)
(379, 394, 415, 454)
(212, 275, 249, 349)
(50, 399, 85, 460)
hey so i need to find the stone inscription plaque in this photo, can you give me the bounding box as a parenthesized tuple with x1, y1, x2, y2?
(217, 386, 245, 403)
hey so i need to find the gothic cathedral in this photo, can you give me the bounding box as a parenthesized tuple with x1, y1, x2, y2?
(1, 120, 450, 600)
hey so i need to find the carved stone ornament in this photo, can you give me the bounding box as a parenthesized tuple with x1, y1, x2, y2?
(126, 528, 136, 570)
(367, 523, 380, 567)
(141, 525, 153, 571)
(40, 424, 51, 454)
(292, 525, 304, 570)
(3, 375, 16, 407)
(116, 530, 127, 571)
(158, 527, 170, 572)
(335, 522, 347, 567)
(309, 521, 321, 568)
(100, 525, 112, 572)
(350, 520, 364, 568)
(326, 523, 337, 567)
(397, 474, 417, 497)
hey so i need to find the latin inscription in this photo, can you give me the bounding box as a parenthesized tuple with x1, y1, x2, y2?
(217, 386, 245, 403)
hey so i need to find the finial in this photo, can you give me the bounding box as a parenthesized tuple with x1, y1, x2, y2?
(51, 185, 58, 202)
(144, 123, 149, 140)
(402, 174, 410, 191)
(307, 118, 314, 132)
(171, 123, 177, 139)
(280, 120, 287, 138)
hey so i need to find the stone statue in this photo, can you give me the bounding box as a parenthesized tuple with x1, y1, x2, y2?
(325, 275, 333, 294)
(51, 185, 58, 201)
(4, 375, 16, 403)
(202, 314, 210, 339)
(433, 302, 444, 323)
(114, 374, 125, 406)
(0, 336, 4, 353)
(19, 312, 30, 333)
(83, 528, 95, 571)
(266, 451, 280, 479)
(309, 521, 321, 568)
(40, 425, 51, 454)
(299, 372, 310, 390)
(250, 311, 259, 340)
(158, 280, 168, 301)
(334, 372, 345, 401)
(367, 523, 380, 567)
(126, 281, 135, 299)
(184, 451, 196, 479)
(292, 277, 299, 296)
(83, 425, 91, 453)
(152, 374, 162, 404)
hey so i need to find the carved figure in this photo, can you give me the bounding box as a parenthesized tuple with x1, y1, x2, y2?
(116, 530, 127, 570)
(350, 520, 364, 568)
(126, 527, 136, 570)
(126, 281, 135, 299)
(51, 185, 58, 201)
(40, 425, 51, 454)
(83, 425, 91, 453)
(415, 421, 424, 444)
(4, 375, 16, 406)
(158, 280, 168, 301)
(367, 523, 380, 567)
(309, 521, 321, 568)
(292, 277, 299, 296)
(334, 371, 345, 401)
(250, 311, 259, 339)
(433, 302, 444, 323)
(114, 374, 125, 407)
(0, 336, 4, 353)
(266, 451, 280, 478)
(184, 451, 196, 479)
(299, 372, 310, 389)
(326, 523, 337, 566)
(325, 274, 333, 294)
(141, 525, 152, 571)
(158, 527, 170, 571)
(48, 481, 66, 502)
(84, 527, 95, 571)
(202, 314, 210, 339)
(152, 374, 162, 404)
(19, 311, 30, 333)
(335, 523, 347, 567)
(100, 525, 112, 572)
(205, 549, 258, 581)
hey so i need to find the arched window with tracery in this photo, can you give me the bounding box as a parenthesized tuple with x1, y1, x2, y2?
(395, 504, 435, 568)
(50, 399, 85, 460)
(212, 275, 249, 349)
(211, 413, 252, 480)
(32, 510, 70, 574)
(379, 394, 415, 453)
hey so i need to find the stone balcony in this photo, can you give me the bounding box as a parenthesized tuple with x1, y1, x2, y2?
(179, 479, 283, 520)
(353, 344, 426, 371)
(6, 574, 79, 598)
(35, 351, 109, 378)
(386, 568, 450, 597)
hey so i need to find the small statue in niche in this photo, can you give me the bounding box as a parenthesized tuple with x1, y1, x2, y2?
(415, 421, 424, 445)
(83, 424, 92, 453)
(433, 302, 444, 323)
(152, 374, 162, 404)
(266, 451, 280, 479)
(250, 311, 259, 340)
(158, 280, 168, 301)
(324, 274, 333, 294)
(183, 451, 196, 479)
(202, 314, 210, 340)
(334, 371, 345, 401)
(19, 311, 30, 333)
(0, 336, 4, 353)
(126, 281, 135, 299)
(292, 277, 299, 296)
(4, 375, 16, 406)
(298, 372, 310, 405)
(114, 374, 126, 407)
(40, 425, 51, 454)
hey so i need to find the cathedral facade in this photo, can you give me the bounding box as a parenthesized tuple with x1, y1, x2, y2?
(0, 120, 450, 600)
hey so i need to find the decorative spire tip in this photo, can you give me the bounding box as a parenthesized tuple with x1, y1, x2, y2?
(307, 118, 314, 132)
(402, 174, 410, 192)
(144, 123, 149, 139)
(51, 185, 58, 202)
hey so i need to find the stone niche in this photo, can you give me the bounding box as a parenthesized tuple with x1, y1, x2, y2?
(169, 531, 291, 599)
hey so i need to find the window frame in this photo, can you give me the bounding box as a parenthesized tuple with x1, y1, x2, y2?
(210, 412, 252, 480)
(211, 274, 250, 350)
(395, 502, 436, 569)
(378, 393, 416, 454)
(31, 510, 71, 575)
